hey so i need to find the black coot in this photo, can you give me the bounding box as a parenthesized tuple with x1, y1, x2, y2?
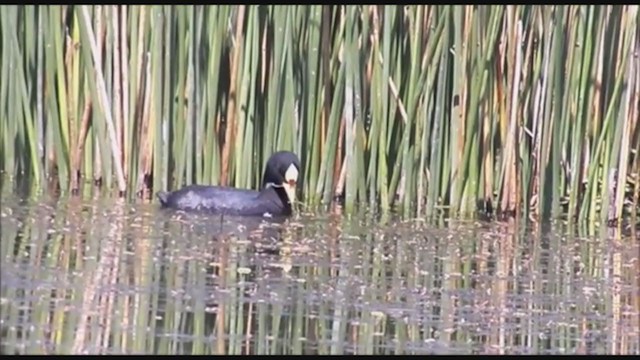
(156, 151, 301, 217)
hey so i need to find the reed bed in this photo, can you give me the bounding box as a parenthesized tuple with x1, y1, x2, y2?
(0, 5, 638, 224)
(0, 194, 638, 354)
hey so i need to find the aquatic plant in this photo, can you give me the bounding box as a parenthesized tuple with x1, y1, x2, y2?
(0, 5, 638, 224)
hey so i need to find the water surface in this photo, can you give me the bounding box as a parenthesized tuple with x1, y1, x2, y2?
(1, 187, 638, 355)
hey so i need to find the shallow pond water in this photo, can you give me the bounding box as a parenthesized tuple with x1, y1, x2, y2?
(1, 186, 638, 355)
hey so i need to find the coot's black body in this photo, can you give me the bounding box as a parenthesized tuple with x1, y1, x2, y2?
(156, 151, 301, 217)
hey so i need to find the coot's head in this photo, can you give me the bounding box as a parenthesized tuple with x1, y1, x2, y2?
(261, 151, 301, 208)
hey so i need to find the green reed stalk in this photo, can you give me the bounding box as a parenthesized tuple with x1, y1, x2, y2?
(2, 6, 40, 183)
(234, 6, 257, 190)
(449, 6, 465, 215)
(79, 6, 126, 192)
(1, 5, 637, 225)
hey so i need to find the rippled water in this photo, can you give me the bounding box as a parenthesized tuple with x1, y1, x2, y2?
(1, 187, 638, 355)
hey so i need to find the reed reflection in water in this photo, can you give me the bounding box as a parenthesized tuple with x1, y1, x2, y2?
(1, 192, 638, 355)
